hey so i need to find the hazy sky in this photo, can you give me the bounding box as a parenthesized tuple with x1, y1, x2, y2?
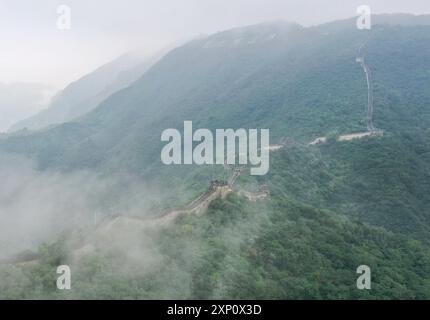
(0, 0, 429, 88)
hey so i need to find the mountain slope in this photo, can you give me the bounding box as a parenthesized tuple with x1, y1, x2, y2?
(8, 50, 164, 133)
(1, 16, 430, 239)
(1, 193, 430, 299)
(1, 15, 430, 300)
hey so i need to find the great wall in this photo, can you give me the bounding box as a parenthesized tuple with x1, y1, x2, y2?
(309, 50, 384, 146)
(98, 164, 267, 230)
(5, 50, 385, 265)
(7, 154, 274, 265)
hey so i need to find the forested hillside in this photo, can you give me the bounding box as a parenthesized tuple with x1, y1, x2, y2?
(1, 15, 430, 299)
(2, 192, 430, 299)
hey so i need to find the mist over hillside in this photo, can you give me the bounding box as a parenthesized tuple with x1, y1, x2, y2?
(1, 13, 430, 299)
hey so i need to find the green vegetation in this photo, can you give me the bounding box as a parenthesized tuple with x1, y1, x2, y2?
(1, 192, 430, 299)
(1, 16, 430, 299)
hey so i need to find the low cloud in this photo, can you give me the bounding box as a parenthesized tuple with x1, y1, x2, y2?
(0, 154, 164, 260)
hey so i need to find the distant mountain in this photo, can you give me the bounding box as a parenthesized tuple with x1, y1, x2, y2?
(8, 50, 166, 133)
(0, 82, 55, 132)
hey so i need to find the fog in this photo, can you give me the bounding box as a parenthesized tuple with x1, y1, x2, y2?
(1, 0, 429, 133)
(1, 0, 430, 299)
(0, 153, 237, 299)
(0, 82, 57, 132)
(0, 154, 169, 260)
